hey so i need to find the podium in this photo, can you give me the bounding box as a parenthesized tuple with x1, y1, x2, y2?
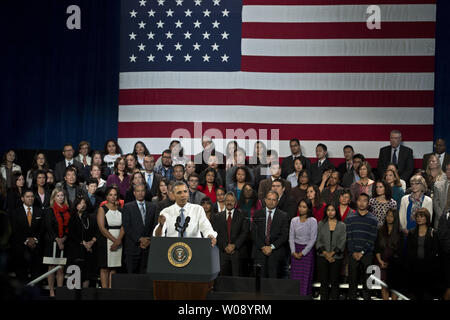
(147, 237, 220, 300)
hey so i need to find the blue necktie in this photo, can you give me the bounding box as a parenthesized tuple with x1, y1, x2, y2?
(179, 208, 185, 237)
(147, 173, 153, 190)
(139, 202, 146, 225)
(392, 148, 398, 164)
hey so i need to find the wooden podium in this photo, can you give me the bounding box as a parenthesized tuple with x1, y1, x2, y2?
(147, 237, 220, 300)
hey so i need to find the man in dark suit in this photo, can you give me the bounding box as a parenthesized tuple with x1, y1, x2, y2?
(9, 189, 45, 283)
(310, 143, 335, 186)
(422, 138, 450, 171)
(337, 145, 355, 178)
(54, 144, 84, 182)
(143, 155, 162, 198)
(258, 162, 291, 201)
(211, 192, 249, 276)
(187, 173, 206, 205)
(281, 139, 311, 179)
(271, 179, 289, 213)
(252, 190, 289, 278)
(122, 184, 157, 274)
(194, 136, 224, 174)
(376, 130, 414, 181)
(342, 154, 364, 188)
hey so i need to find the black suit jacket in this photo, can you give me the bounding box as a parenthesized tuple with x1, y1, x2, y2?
(33, 188, 51, 211)
(148, 172, 163, 198)
(281, 155, 311, 179)
(310, 159, 335, 186)
(251, 208, 288, 254)
(10, 206, 45, 250)
(211, 208, 249, 257)
(54, 159, 84, 183)
(194, 149, 225, 174)
(122, 200, 156, 256)
(377, 145, 414, 181)
(422, 152, 450, 171)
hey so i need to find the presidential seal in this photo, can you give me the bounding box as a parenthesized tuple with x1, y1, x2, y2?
(168, 242, 192, 268)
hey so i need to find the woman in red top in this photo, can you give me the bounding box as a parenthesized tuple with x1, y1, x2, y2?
(338, 189, 354, 221)
(44, 187, 71, 297)
(306, 185, 326, 222)
(197, 168, 222, 203)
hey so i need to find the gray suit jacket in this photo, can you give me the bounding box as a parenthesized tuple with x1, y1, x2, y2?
(433, 179, 449, 228)
(189, 190, 206, 205)
(315, 220, 347, 260)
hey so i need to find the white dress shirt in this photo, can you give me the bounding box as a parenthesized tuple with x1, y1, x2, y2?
(153, 202, 217, 238)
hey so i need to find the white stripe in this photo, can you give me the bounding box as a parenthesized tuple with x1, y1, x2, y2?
(118, 106, 433, 125)
(119, 72, 434, 90)
(242, 5, 436, 23)
(242, 39, 435, 57)
(117, 138, 432, 159)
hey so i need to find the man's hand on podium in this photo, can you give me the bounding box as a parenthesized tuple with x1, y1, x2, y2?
(208, 235, 217, 247)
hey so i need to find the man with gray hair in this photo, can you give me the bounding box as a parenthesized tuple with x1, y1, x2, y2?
(211, 192, 249, 276)
(251, 190, 288, 278)
(377, 129, 414, 181)
(153, 181, 217, 247)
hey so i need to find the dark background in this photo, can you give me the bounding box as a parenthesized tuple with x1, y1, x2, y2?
(0, 0, 448, 172)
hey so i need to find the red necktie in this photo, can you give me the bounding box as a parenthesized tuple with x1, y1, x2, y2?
(265, 211, 272, 245)
(227, 211, 232, 243)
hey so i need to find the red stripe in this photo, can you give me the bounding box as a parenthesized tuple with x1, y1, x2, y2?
(242, 22, 435, 39)
(243, 0, 436, 5)
(242, 56, 434, 73)
(119, 89, 434, 107)
(118, 122, 433, 141)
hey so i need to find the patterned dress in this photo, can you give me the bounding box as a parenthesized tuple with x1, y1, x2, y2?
(369, 198, 397, 228)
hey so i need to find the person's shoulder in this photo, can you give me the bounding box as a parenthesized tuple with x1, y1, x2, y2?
(308, 217, 318, 224)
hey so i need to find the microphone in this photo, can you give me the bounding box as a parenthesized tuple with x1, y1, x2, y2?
(175, 216, 181, 232)
(181, 216, 191, 235)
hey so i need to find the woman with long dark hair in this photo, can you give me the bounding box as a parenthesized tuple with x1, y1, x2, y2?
(306, 185, 326, 222)
(6, 171, 25, 213)
(316, 204, 346, 300)
(26, 152, 49, 188)
(369, 180, 397, 228)
(227, 166, 252, 200)
(375, 208, 404, 300)
(32, 170, 51, 211)
(152, 178, 169, 203)
(198, 168, 222, 203)
(289, 198, 317, 296)
(132, 141, 150, 169)
(0, 149, 21, 189)
(66, 196, 98, 288)
(106, 157, 130, 200)
(405, 208, 439, 299)
(103, 139, 122, 171)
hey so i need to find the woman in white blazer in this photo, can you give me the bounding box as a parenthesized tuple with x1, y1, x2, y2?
(1, 149, 21, 188)
(399, 175, 433, 232)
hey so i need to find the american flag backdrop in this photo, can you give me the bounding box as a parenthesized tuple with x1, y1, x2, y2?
(118, 0, 435, 167)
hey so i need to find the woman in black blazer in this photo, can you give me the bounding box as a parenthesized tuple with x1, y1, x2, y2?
(405, 208, 439, 300)
(32, 170, 51, 211)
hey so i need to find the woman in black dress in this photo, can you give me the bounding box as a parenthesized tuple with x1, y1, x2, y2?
(67, 196, 98, 288)
(44, 187, 71, 297)
(375, 208, 404, 300)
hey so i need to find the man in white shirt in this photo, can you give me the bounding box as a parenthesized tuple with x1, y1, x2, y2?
(153, 181, 217, 246)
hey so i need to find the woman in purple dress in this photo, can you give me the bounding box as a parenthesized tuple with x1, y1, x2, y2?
(289, 199, 318, 296)
(106, 157, 130, 200)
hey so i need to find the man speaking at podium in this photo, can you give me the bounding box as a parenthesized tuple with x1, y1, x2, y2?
(153, 181, 217, 247)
